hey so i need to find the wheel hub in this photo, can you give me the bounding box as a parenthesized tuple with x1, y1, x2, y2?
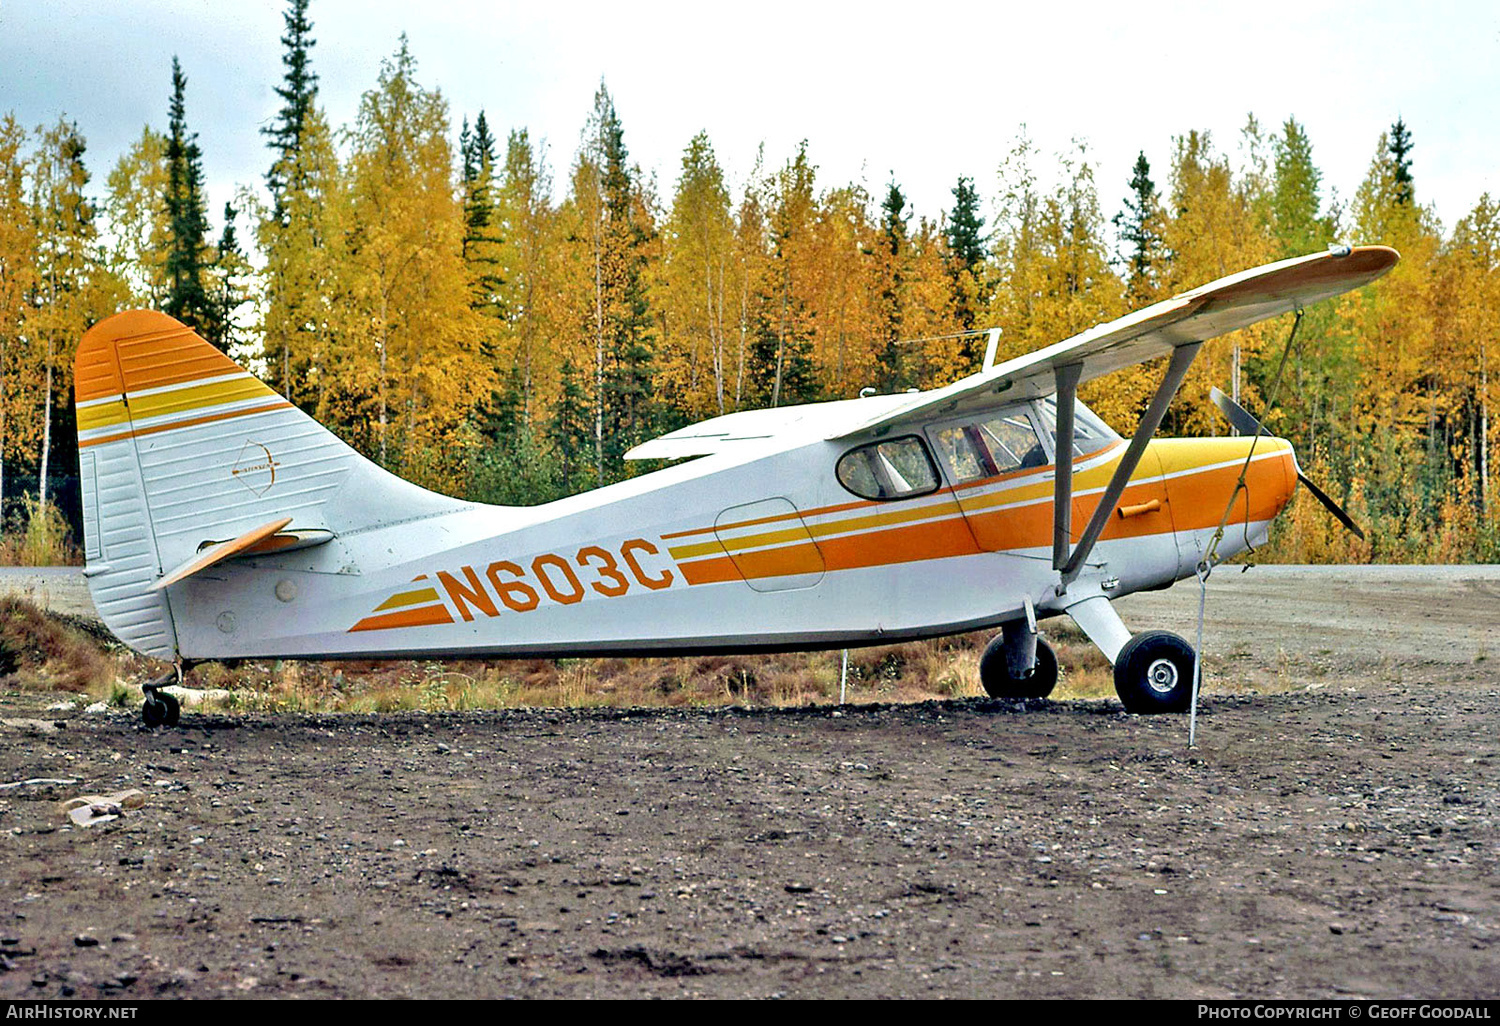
(1145, 657, 1179, 694)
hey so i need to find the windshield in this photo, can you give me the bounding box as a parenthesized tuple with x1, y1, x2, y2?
(1034, 397, 1120, 459)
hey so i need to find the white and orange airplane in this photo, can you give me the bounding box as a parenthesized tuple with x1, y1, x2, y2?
(73, 246, 1397, 725)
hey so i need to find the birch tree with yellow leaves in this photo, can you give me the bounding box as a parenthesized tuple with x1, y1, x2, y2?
(0, 116, 38, 529)
(492, 128, 566, 427)
(326, 38, 489, 486)
(660, 131, 735, 419)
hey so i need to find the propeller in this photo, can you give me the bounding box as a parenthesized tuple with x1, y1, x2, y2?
(1209, 387, 1366, 541)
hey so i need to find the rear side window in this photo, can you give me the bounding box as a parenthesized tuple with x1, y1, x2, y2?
(836, 437, 940, 500)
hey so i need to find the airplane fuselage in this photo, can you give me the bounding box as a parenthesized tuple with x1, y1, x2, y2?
(161, 420, 1295, 661)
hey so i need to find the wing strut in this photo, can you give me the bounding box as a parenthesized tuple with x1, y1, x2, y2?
(1050, 361, 1083, 571)
(1056, 342, 1202, 593)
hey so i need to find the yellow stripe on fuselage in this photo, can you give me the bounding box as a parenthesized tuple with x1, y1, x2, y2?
(373, 587, 442, 612)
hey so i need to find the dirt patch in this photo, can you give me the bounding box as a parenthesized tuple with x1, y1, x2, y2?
(0, 680, 1494, 999)
(0, 566, 1494, 998)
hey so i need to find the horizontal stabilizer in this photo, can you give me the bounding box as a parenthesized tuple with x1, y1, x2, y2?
(198, 526, 336, 557)
(151, 517, 294, 592)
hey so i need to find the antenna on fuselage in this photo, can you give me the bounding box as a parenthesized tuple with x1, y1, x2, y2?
(982, 328, 1002, 372)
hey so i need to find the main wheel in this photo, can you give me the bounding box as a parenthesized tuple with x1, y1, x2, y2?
(979, 635, 1058, 699)
(1113, 631, 1196, 713)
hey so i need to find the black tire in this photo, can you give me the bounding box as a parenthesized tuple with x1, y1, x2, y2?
(141, 695, 167, 728)
(160, 691, 181, 727)
(1113, 630, 1197, 713)
(979, 635, 1058, 699)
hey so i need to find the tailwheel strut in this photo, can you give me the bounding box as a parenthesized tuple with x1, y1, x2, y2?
(141, 664, 184, 728)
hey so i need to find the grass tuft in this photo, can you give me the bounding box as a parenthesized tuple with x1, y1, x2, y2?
(0, 595, 1153, 714)
(0, 596, 117, 693)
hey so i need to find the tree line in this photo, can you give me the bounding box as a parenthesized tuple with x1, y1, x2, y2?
(0, 0, 1495, 563)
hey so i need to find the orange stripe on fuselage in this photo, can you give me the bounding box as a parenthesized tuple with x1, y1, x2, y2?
(349, 604, 456, 632)
(673, 440, 1295, 584)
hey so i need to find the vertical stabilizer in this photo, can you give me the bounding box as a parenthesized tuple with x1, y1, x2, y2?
(74, 311, 467, 659)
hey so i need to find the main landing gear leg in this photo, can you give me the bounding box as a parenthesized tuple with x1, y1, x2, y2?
(140, 663, 184, 728)
(979, 612, 1058, 699)
(1066, 594, 1196, 714)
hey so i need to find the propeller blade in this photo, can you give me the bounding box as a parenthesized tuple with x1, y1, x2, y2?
(1209, 386, 1264, 437)
(1209, 386, 1367, 540)
(1294, 471, 1367, 541)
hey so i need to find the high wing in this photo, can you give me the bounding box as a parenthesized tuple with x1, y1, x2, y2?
(625, 394, 916, 461)
(832, 245, 1398, 440)
(627, 246, 1397, 462)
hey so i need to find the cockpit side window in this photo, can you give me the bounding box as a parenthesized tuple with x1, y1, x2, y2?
(976, 413, 1048, 472)
(927, 408, 1046, 484)
(929, 425, 992, 483)
(836, 436, 940, 500)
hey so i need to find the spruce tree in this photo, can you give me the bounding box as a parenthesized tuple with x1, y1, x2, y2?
(550, 359, 593, 495)
(213, 200, 248, 352)
(460, 110, 503, 311)
(878, 180, 908, 390)
(1112, 151, 1164, 298)
(946, 176, 987, 273)
(584, 85, 656, 476)
(947, 176, 988, 359)
(263, 0, 318, 218)
(1389, 117, 1414, 206)
(163, 57, 215, 346)
(748, 310, 815, 408)
(259, 0, 329, 402)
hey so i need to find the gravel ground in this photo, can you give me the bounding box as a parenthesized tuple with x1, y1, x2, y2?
(0, 565, 1495, 999)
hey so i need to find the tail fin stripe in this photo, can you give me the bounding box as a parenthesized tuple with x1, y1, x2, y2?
(129, 380, 280, 422)
(115, 333, 240, 394)
(126, 369, 261, 400)
(77, 398, 131, 434)
(79, 398, 293, 448)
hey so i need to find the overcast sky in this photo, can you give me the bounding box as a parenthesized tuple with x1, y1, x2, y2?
(2, 0, 1497, 243)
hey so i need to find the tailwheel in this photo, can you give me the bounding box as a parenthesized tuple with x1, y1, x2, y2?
(141, 689, 180, 728)
(1113, 630, 1196, 714)
(979, 635, 1058, 699)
